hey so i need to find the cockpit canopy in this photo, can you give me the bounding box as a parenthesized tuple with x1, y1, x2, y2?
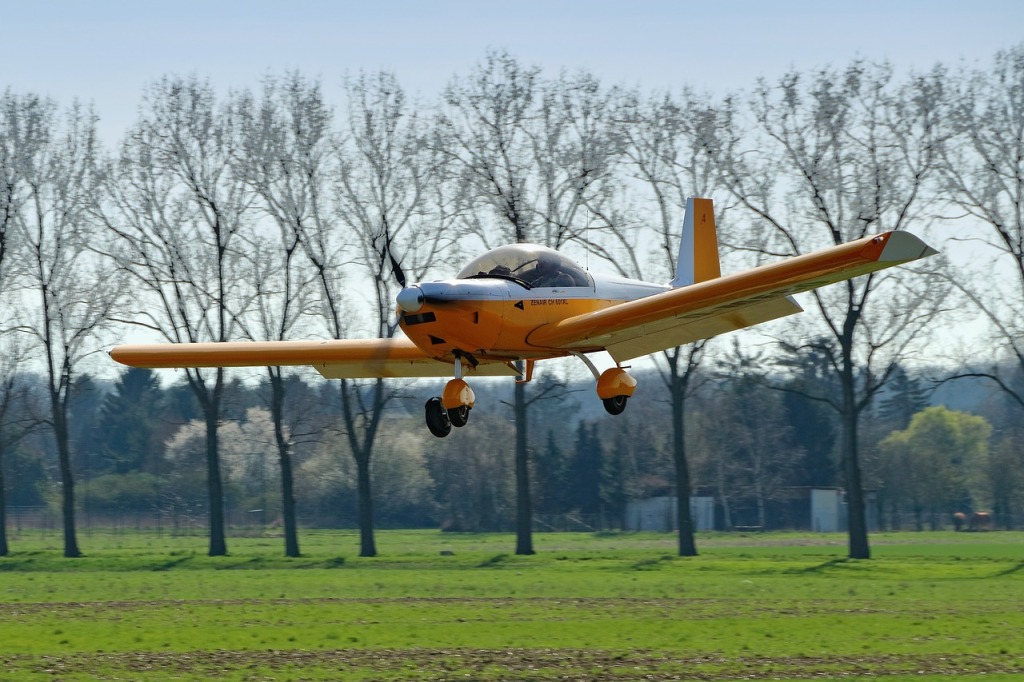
(456, 244, 592, 288)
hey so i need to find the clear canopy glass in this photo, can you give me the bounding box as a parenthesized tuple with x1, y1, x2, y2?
(456, 244, 592, 288)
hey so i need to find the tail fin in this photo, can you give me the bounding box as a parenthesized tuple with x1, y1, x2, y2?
(670, 197, 721, 288)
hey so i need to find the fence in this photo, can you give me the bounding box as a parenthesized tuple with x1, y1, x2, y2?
(6, 505, 1023, 534)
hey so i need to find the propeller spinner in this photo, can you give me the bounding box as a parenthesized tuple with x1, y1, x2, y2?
(396, 285, 425, 313)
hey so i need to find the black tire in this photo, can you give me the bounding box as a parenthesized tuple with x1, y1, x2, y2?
(602, 395, 628, 415)
(447, 405, 470, 427)
(425, 397, 452, 437)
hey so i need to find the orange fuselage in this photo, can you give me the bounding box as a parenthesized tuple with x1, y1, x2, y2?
(398, 293, 617, 362)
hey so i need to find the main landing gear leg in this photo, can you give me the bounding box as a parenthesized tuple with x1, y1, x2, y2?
(425, 355, 476, 438)
(571, 352, 637, 416)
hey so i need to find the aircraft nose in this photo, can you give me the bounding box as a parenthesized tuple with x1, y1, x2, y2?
(396, 286, 424, 313)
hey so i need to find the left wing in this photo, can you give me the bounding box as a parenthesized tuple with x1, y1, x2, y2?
(109, 337, 520, 379)
(527, 231, 937, 362)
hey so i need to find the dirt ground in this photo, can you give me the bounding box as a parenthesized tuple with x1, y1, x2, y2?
(11, 648, 1024, 680)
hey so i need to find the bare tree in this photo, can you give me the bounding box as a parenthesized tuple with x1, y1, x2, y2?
(0, 336, 42, 556)
(437, 52, 540, 555)
(716, 61, 948, 558)
(437, 52, 623, 554)
(2, 90, 49, 294)
(16, 100, 119, 557)
(103, 75, 252, 556)
(329, 70, 457, 557)
(936, 45, 1024, 409)
(232, 72, 332, 557)
(0, 90, 47, 556)
(614, 86, 730, 555)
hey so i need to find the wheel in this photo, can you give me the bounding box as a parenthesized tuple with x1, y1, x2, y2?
(447, 406, 469, 427)
(425, 397, 452, 437)
(447, 405, 470, 427)
(602, 395, 628, 415)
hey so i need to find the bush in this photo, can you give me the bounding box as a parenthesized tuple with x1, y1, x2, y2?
(78, 472, 164, 512)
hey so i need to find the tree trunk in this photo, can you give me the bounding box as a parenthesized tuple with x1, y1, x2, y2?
(0, 450, 9, 556)
(716, 458, 733, 530)
(666, 349, 698, 556)
(204, 401, 227, 557)
(268, 370, 300, 557)
(53, 407, 81, 558)
(355, 453, 377, 557)
(514, 375, 534, 555)
(339, 379, 381, 558)
(840, 354, 870, 559)
(671, 379, 698, 556)
(279, 448, 299, 557)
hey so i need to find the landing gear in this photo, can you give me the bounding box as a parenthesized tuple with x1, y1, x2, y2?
(424, 399, 470, 438)
(571, 352, 637, 417)
(602, 395, 628, 415)
(425, 356, 476, 437)
(425, 397, 452, 438)
(447, 405, 470, 427)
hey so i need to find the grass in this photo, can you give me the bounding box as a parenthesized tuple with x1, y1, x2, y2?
(0, 529, 1022, 680)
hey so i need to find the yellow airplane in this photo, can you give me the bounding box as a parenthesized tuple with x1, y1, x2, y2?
(110, 198, 937, 437)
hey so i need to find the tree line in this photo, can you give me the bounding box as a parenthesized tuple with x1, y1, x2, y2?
(3, 360, 1014, 534)
(1, 46, 1023, 559)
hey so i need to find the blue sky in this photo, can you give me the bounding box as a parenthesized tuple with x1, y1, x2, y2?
(4, 0, 1023, 143)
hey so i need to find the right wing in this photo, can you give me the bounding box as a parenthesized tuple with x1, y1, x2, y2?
(109, 337, 520, 379)
(528, 231, 938, 362)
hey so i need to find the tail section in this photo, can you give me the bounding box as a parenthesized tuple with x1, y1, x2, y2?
(670, 197, 721, 288)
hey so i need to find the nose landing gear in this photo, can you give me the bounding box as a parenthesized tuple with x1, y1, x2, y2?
(425, 356, 476, 438)
(425, 397, 453, 437)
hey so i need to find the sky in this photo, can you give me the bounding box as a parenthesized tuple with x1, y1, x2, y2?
(2, 0, 1018, 373)
(4, 0, 1023, 144)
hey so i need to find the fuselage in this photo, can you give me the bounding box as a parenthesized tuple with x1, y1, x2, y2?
(397, 244, 667, 364)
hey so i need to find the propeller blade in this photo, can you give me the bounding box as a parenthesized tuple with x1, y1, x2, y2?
(389, 251, 407, 288)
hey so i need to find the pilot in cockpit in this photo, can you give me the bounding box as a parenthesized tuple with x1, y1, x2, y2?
(523, 253, 573, 287)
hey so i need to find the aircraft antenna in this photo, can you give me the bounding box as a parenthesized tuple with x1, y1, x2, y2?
(585, 208, 591, 271)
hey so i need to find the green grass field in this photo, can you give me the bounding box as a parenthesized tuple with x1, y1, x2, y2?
(0, 529, 1022, 680)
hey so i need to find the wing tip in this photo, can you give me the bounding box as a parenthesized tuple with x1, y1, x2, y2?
(878, 231, 938, 262)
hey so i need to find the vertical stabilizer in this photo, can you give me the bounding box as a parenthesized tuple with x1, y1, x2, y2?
(670, 197, 721, 288)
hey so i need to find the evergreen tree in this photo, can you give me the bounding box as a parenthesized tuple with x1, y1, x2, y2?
(783, 391, 837, 487)
(68, 374, 105, 475)
(567, 421, 602, 515)
(97, 368, 164, 474)
(2, 443, 47, 507)
(599, 424, 631, 529)
(778, 342, 839, 487)
(878, 365, 930, 432)
(533, 429, 569, 515)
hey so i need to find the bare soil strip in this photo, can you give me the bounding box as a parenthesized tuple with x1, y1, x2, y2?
(11, 648, 1024, 680)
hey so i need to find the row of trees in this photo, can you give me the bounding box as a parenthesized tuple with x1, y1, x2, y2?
(2, 45, 1023, 559)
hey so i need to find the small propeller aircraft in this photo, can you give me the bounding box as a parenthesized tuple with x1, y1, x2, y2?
(110, 198, 938, 437)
